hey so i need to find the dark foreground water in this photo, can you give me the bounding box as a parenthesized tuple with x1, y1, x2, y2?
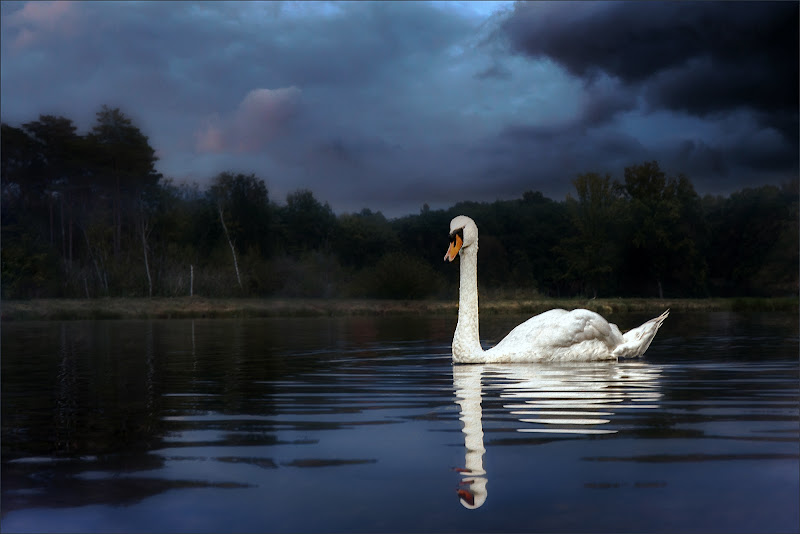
(2, 311, 798, 533)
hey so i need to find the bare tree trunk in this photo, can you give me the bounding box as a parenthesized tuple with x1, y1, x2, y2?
(60, 196, 66, 266)
(49, 194, 54, 245)
(190, 264, 194, 297)
(114, 170, 122, 258)
(141, 219, 153, 297)
(218, 205, 243, 290)
(68, 202, 73, 266)
(79, 223, 107, 295)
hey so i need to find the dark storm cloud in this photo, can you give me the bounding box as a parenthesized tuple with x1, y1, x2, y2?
(493, 1, 798, 196)
(501, 1, 799, 127)
(497, 121, 647, 179)
(580, 79, 638, 127)
(645, 57, 798, 142)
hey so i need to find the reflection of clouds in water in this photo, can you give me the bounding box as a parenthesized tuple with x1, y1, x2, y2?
(453, 362, 663, 508)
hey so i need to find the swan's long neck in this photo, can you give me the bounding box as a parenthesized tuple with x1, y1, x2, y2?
(453, 245, 485, 363)
(454, 365, 487, 509)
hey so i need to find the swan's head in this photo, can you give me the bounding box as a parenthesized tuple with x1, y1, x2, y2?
(444, 215, 478, 262)
(457, 478, 488, 509)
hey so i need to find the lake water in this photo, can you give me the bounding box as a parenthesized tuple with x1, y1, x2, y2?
(2, 311, 798, 533)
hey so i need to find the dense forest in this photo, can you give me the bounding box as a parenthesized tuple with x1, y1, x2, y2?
(2, 107, 797, 300)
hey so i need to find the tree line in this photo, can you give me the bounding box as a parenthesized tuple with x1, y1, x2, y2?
(2, 108, 797, 300)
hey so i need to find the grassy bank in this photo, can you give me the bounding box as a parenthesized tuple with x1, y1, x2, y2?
(1, 296, 796, 321)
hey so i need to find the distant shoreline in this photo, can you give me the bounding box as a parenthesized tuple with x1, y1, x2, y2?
(1, 296, 796, 321)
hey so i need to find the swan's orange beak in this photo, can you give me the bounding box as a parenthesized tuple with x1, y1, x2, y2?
(444, 233, 463, 262)
(457, 489, 475, 507)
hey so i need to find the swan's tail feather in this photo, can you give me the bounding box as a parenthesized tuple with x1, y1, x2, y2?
(613, 309, 669, 359)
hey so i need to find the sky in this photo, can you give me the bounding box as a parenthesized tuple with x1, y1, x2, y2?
(1, 1, 797, 217)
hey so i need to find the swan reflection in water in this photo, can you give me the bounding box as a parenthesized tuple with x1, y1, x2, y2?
(453, 362, 663, 509)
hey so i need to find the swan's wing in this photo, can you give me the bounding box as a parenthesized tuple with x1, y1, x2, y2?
(491, 309, 624, 362)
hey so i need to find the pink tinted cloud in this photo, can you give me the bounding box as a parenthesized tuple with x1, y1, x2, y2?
(195, 87, 302, 154)
(5, 1, 79, 49)
(196, 124, 225, 154)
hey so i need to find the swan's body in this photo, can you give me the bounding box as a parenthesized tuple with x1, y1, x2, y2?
(444, 215, 668, 364)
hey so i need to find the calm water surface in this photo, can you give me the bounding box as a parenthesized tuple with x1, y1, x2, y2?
(2, 311, 798, 533)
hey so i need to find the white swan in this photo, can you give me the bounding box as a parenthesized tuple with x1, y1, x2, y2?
(444, 215, 669, 364)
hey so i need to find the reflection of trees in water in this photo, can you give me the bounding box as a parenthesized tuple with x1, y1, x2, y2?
(3, 317, 422, 514)
(1, 319, 294, 512)
(2, 453, 253, 513)
(55, 323, 79, 453)
(3, 321, 170, 513)
(453, 362, 663, 509)
(3, 321, 167, 460)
